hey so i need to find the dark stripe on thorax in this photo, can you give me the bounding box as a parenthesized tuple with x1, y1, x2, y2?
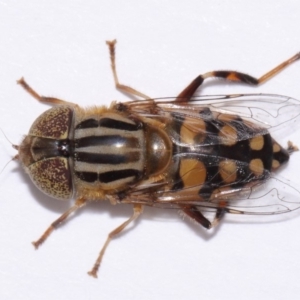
(75, 171, 98, 182)
(99, 118, 141, 131)
(75, 169, 142, 183)
(75, 135, 140, 148)
(75, 151, 141, 164)
(75, 117, 141, 131)
(99, 169, 142, 183)
(75, 119, 98, 129)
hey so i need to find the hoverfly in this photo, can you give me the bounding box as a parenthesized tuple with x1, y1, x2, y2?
(13, 40, 300, 277)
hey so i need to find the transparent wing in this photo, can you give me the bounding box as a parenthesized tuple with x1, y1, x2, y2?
(126, 161, 300, 216)
(123, 93, 300, 143)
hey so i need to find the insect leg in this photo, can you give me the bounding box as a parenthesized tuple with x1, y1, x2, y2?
(181, 205, 226, 229)
(32, 197, 87, 249)
(181, 205, 212, 229)
(211, 207, 226, 227)
(106, 40, 151, 99)
(88, 204, 143, 278)
(17, 77, 77, 106)
(177, 52, 300, 102)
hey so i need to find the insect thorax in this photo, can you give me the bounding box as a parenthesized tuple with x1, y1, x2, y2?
(73, 111, 145, 190)
(75, 107, 176, 189)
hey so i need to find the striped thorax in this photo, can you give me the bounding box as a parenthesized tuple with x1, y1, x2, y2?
(74, 110, 145, 195)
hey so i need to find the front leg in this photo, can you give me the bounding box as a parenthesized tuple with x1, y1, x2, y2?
(17, 77, 77, 107)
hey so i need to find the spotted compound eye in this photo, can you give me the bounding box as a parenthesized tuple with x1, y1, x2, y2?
(29, 105, 73, 139)
(18, 106, 74, 200)
(27, 157, 73, 200)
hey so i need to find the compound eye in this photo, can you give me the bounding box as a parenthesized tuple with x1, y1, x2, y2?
(29, 106, 73, 140)
(27, 157, 73, 200)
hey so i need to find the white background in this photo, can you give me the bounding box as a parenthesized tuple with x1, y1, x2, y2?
(1, 1, 300, 299)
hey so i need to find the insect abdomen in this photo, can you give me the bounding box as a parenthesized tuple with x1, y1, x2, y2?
(165, 108, 290, 201)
